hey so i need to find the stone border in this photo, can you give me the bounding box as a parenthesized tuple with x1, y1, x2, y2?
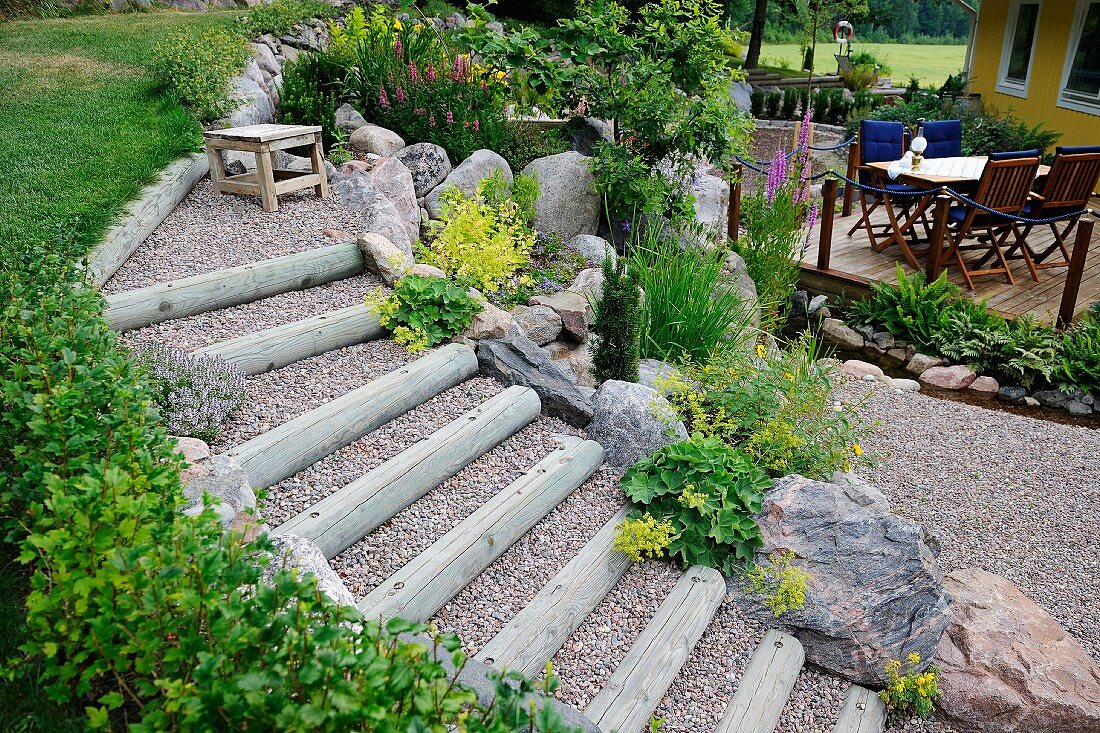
(793, 290, 1100, 420)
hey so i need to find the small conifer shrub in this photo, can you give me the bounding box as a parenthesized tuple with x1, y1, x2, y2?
(592, 255, 641, 384)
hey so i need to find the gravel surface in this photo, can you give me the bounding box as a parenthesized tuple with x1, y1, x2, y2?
(742, 126, 846, 197)
(837, 378, 1100, 665)
(118, 273, 382, 352)
(104, 179, 363, 293)
(331, 415, 590, 600)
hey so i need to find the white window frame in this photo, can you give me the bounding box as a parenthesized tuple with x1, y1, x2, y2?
(1058, 0, 1100, 115)
(996, 0, 1042, 98)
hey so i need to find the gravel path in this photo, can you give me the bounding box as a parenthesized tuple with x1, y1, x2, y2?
(104, 179, 363, 293)
(118, 273, 382, 352)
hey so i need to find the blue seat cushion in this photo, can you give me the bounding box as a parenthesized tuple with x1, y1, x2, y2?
(860, 120, 905, 165)
(988, 149, 1040, 161)
(921, 120, 962, 159)
(948, 205, 1012, 227)
(1055, 145, 1100, 156)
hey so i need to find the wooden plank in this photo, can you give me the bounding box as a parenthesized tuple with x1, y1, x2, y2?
(584, 565, 726, 733)
(715, 630, 804, 733)
(88, 153, 209, 288)
(476, 506, 632, 677)
(831, 685, 886, 733)
(193, 304, 383, 375)
(273, 386, 541, 558)
(204, 123, 321, 143)
(104, 242, 363, 331)
(356, 437, 604, 622)
(227, 343, 477, 490)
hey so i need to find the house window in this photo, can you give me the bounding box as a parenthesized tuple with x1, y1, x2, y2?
(1059, 1, 1100, 114)
(997, 1, 1041, 98)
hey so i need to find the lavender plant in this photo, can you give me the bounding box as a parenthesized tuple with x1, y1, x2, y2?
(136, 342, 247, 442)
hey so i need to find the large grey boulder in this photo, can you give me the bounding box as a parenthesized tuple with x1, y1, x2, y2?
(357, 233, 411, 287)
(366, 157, 420, 246)
(333, 175, 414, 257)
(181, 453, 257, 532)
(721, 251, 760, 331)
(266, 534, 356, 607)
(335, 103, 368, 134)
(691, 169, 731, 242)
(749, 474, 952, 687)
(530, 290, 593, 343)
(424, 149, 513, 219)
(226, 74, 275, 128)
(251, 43, 281, 76)
(510, 304, 562, 346)
(476, 328, 594, 427)
(586, 380, 688, 472)
(396, 142, 452, 196)
(349, 124, 405, 157)
(934, 568, 1100, 733)
(522, 152, 600, 241)
(564, 116, 613, 156)
(729, 80, 753, 113)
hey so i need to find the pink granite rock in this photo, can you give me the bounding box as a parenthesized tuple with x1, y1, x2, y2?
(839, 359, 884, 380)
(919, 364, 977, 390)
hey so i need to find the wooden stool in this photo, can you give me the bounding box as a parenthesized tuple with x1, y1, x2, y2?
(203, 124, 329, 212)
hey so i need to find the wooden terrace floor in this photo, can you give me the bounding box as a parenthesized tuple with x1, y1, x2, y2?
(799, 203, 1100, 322)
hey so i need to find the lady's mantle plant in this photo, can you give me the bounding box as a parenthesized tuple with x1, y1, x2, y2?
(366, 274, 483, 352)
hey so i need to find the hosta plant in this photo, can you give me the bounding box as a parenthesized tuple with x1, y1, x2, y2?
(366, 275, 482, 353)
(620, 433, 772, 575)
(136, 342, 246, 442)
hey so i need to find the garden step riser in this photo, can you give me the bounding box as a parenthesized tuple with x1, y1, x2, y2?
(355, 437, 605, 623)
(715, 629, 805, 733)
(831, 684, 887, 733)
(226, 342, 477, 489)
(192, 304, 383, 376)
(273, 385, 541, 559)
(584, 565, 726, 733)
(105, 242, 363, 331)
(476, 505, 632, 678)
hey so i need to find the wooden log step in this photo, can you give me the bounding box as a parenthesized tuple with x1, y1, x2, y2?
(584, 565, 726, 733)
(476, 505, 632, 677)
(193, 304, 382, 375)
(226, 342, 477, 490)
(714, 629, 804, 733)
(105, 242, 363, 331)
(273, 385, 541, 558)
(355, 437, 604, 622)
(832, 685, 887, 733)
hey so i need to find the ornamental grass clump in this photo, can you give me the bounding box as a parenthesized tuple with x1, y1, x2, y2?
(136, 342, 246, 443)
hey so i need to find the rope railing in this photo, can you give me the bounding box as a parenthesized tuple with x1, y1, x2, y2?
(807, 135, 856, 151)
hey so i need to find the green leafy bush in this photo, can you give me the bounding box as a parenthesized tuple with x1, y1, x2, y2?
(366, 274, 483, 352)
(743, 549, 811, 617)
(279, 51, 345, 150)
(849, 49, 891, 75)
(420, 172, 538, 293)
(621, 433, 772, 574)
(847, 266, 959, 351)
(151, 28, 251, 122)
(592, 256, 642, 384)
(840, 63, 877, 92)
(136, 342, 247, 442)
(236, 0, 336, 38)
(631, 226, 752, 363)
(658, 335, 868, 478)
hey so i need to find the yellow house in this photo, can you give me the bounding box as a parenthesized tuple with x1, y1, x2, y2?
(967, 0, 1099, 149)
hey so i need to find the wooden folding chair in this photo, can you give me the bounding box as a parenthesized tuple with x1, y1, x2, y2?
(941, 152, 1041, 289)
(1004, 146, 1100, 281)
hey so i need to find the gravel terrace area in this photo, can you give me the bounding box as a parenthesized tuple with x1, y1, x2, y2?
(330, 414, 591, 600)
(741, 126, 846, 197)
(837, 377, 1100, 664)
(103, 179, 364, 293)
(118, 273, 382, 352)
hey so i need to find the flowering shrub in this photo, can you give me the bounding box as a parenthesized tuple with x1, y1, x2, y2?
(151, 28, 250, 122)
(337, 6, 511, 161)
(487, 233, 585, 307)
(613, 513, 675, 562)
(420, 172, 538, 293)
(366, 275, 482, 353)
(736, 108, 819, 333)
(657, 335, 869, 479)
(879, 654, 941, 718)
(620, 433, 772, 575)
(236, 0, 336, 38)
(135, 342, 246, 443)
(742, 550, 811, 617)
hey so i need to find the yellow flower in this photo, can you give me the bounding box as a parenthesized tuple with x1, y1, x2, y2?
(755, 343, 766, 358)
(494, 70, 506, 80)
(907, 652, 922, 665)
(393, 18, 403, 30)
(852, 443, 863, 457)
(784, 371, 795, 381)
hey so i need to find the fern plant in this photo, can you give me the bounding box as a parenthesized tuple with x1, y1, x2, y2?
(847, 266, 961, 351)
(1058, 311, 1100, 393)
(1000, 315, 1059, 389)
(932, 302, 1010, 372)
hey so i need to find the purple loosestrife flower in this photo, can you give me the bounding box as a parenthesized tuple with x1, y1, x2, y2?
(409, 62, 419, 82)
(395, 86, 405, 104)
(446, 109, 454, 124)
(765, 146, 788, 205)
(472, 119, 480, 132)
(394, 37, 403, 58)
(379, 88, 390, 109)
(426, 66, 437, 82)
(802, 201, 820, 256)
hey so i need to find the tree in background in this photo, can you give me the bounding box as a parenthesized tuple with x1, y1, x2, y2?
(744, 0, 768, 68)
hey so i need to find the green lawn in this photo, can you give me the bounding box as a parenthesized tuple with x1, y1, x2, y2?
(0, 11, 242, 250)
(758, 43, 966, 86)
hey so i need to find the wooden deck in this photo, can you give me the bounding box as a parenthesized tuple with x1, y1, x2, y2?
(799, 203, 1100, 323)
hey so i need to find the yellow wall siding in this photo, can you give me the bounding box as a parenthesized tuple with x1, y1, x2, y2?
(971, 0, 1099, 147)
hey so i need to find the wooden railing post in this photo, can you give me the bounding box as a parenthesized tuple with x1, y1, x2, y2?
(925, 191, 952, 281)
(1057, 212, 1095, 329)
(841, 141, 858, 217)
(816, 174, 838, 270)
(728, 162, 742, 244)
